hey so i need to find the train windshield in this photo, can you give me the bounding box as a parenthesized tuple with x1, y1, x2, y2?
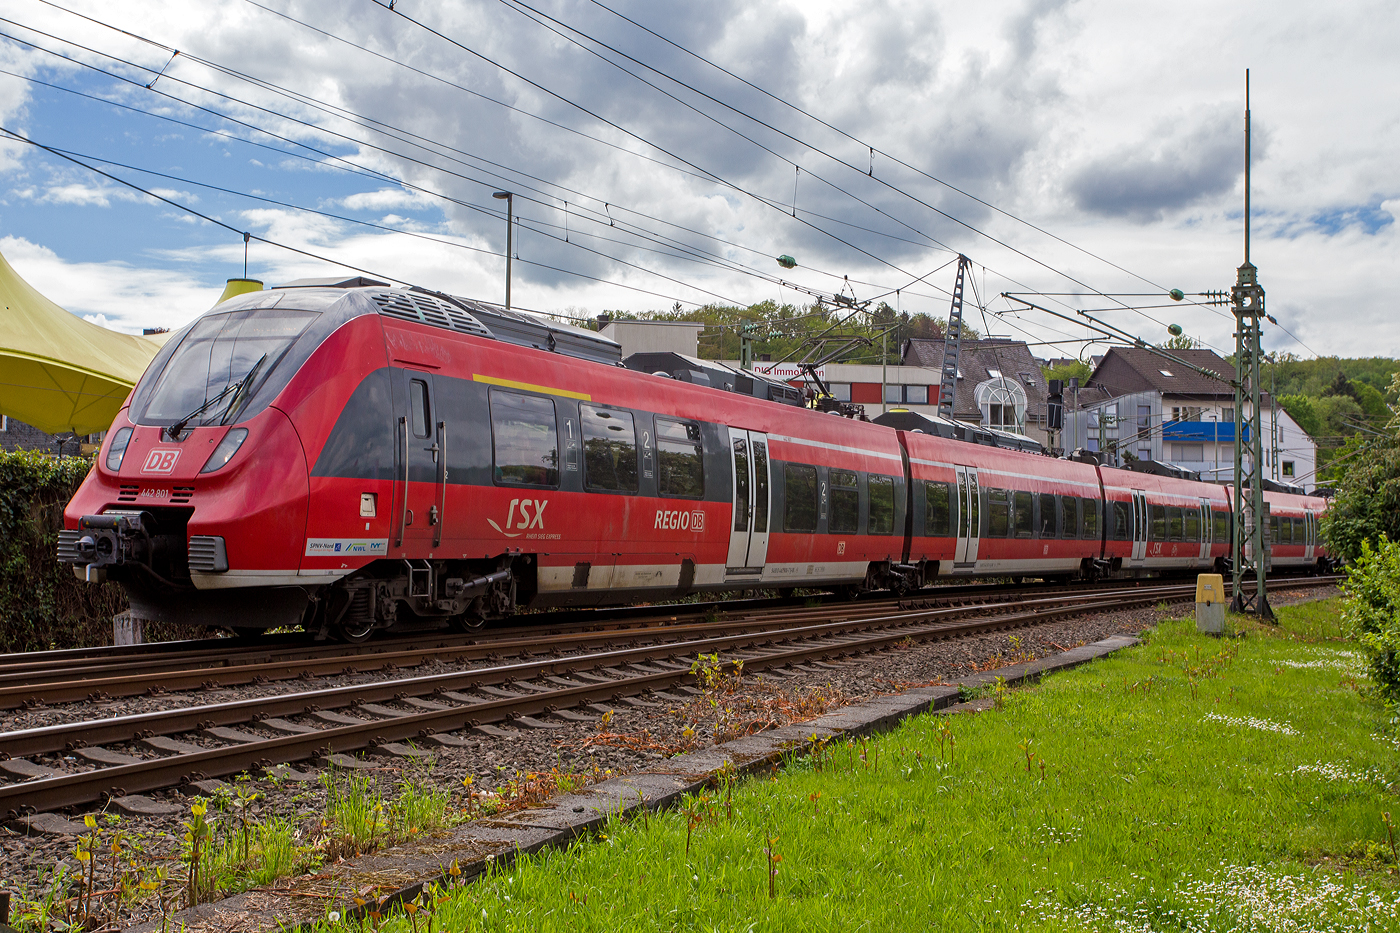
(133, 307, 320, 427)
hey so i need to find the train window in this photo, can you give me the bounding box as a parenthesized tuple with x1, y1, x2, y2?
(1184, 508, 1200, 542)
(409, 379, 431, 438)
(1038, 493, 1056, 538)
(489, 390, 559, 487)
(784, 464, 818, 532)
(1167, 507, 1183, 541)
(830, 470, 858, 534)
(732, 439, 750, 531)
(1112, 501, 1131, 540)
(656, 418, 704, 498)
(925, 481, 951, 536)
(1293, 517, 1305, 544)
(986, 488, 1010, 538)
(1213, 509, 1230, 543)
(1151, 505, 1167, 541)
(1058, 495, 1076, 539)
(868, 475, 895, 535)
(1013, 490, 1034, 538)
(753, 443, 769, 534)
(1082, 497, 1098, 539)
(1269, 515, 1280, 544)
(581, 404, 638, 493)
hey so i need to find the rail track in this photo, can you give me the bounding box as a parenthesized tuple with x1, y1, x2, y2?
(0, 575, 1295, 695)
(0, 575, 1336, 817)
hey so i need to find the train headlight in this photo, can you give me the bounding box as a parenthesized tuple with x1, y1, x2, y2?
(104, 427, 133, 472)
(200, 428, 248, 474)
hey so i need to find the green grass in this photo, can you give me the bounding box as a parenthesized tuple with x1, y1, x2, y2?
(315, 598, 1400, 932)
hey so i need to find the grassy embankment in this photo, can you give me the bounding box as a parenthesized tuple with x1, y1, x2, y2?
(318, 598, 1399, 932)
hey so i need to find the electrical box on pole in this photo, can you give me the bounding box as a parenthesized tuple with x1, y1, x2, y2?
(936, 255, 971, 421)
(1229, 70, 1273, 621)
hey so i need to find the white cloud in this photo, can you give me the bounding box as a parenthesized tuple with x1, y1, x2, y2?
(0, 0, 1394, 356)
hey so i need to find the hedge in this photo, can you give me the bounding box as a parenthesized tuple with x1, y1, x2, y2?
(0, 449, 128, 651)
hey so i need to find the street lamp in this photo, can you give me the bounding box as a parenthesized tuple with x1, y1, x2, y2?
(492, 191, 513, 310)
(1209, 413, 1219, 480)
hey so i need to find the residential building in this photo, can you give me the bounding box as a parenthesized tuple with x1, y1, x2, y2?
(1061, 347, 1318, 489)
(0, 416, 92, 455)
(898, 337, 1051, 444)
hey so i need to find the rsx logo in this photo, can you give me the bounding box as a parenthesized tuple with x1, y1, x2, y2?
(141, 449, 180, 474)
(487, 498, 547, 538)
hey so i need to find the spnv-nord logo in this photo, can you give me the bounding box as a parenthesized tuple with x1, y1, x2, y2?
(141, 449, 180, 474)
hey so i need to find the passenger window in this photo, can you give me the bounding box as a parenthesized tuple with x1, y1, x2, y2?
(831, 470, 859, 534)
(581, 404, 638, 493)
(1014, 490, 1034, 538)
(1082, 497, 1098, 539)
(1038, 494, 1056, 538)
(656, 418, 704, 498)
(1059, 496, 1076, 539)
(1214, 509, 1230, 543)
(784, 464, 818, 532)
(1151, 505, 1167, 541)
(986, 488, 1010, 538)
(1167, 507, 1183, 541)
(409, 379, 430, 438)
(489, 390, 559, 487)
(1184, 508, 1200, 542)
(868, 475, 895, 535)
(924, 481, 952, 537)
(1292, 517, 1304, 544)
(1269, 515, 1280, 543)
(1113, 501, 1131, 540)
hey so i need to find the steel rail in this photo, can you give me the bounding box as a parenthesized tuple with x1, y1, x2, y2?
(0, 575, 1331, 815)
(0, 575, 1242, 679)
(0, 581, 1234, 708)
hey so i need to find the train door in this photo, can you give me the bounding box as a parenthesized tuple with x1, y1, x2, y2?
(1304, 509, 1316, 561)
(1198, 497, 1212, 561)
(726, 429, 771, 573)
(1130, 490, 1147, 562)
(953, 466, 980, 568)
(397, 370, 444, 555)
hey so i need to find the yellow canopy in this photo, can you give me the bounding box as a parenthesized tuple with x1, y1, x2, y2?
(0, 250, 164, 435)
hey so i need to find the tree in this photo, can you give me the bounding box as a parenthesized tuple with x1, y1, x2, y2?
(1162, 334, 1197, 350)
(1040, 360, 1091, 387)
(1323, 429, 1400, 562)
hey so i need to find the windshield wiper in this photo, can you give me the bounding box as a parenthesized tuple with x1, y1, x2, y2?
(220, 353, 268, 426)
(165, 354, 267, 439)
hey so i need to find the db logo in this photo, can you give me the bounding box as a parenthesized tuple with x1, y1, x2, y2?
(141, 449, 180, 474)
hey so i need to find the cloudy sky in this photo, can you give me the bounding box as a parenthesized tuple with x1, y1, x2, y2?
(0, 0, 1394, 360)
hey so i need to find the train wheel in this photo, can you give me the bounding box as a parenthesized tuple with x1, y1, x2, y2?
(335, 614, 376, 644)
(448, 612, 487, 632)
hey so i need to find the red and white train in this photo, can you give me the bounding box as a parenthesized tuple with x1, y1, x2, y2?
(59, 280, 1331, 640)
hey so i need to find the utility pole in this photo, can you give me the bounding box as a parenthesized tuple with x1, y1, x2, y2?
(1230, 70, 1273, 620)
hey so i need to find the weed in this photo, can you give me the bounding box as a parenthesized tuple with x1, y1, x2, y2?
(1385, 811, 1398, 864)
(181, 800, 215, 907)
(762, 832, 783, 899)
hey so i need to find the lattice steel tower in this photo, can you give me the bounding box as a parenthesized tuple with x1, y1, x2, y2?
(1230, 71, 1273, 619)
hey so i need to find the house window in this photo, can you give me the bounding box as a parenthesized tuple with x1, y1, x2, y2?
(1171, 407, 1203, 422)
(975, 379, 1027, 433)
(1159, 369, 1174, 377)
(885, 384, 902, 404)
(986, 368, 1001, 379)
(1086, 437, 1099, 452)
(1138, 446, 1152, 461)
(1221, 407, 1235, 423)
(0, 415, 6, 432)
(1282, 461, 1295, 477)
(1172, 443, 1203, 461)
(829, 383, 851, 402)
(1137, 405, 1151, 438)
(905, 385, 928, 405)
